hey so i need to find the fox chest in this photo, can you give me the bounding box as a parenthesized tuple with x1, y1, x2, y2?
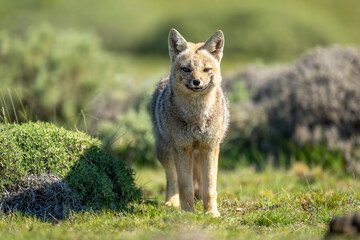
(170, 115, 223, 145)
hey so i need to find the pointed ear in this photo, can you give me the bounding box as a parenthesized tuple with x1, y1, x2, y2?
(168, 28, 188, 62)
(200, 30, 224, 62)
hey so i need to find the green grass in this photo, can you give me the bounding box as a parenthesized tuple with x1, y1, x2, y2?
(1, 166, 359, 239)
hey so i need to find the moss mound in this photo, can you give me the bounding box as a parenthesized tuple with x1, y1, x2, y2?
(225, 46, 360, 173)
(0, 121, 141, 219)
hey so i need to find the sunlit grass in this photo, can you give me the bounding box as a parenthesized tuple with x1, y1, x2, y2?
(1, 166, 358, 240)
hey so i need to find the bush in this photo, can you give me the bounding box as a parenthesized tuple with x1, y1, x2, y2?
(98, 93, 158, 167)
(224, 46, 360, 173)
(0, 121, 141, 218)
(0, 25, 120, 125)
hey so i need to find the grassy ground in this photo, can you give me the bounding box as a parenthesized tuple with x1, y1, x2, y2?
(1, 165, 359, 240)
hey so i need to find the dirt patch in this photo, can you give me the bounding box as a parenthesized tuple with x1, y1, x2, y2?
(326, 213, 360, 238)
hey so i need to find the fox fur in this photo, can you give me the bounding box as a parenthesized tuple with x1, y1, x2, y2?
(149, 29, 229, 217)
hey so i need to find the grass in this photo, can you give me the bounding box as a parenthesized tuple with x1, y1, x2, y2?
(1, 166, 359, 239)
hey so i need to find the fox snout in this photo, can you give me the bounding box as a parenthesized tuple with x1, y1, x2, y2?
(191, 79, 201, 87)
(185, 78, 210, 92)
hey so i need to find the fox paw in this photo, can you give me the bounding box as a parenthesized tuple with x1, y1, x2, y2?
(165, 194, 180, 207)
(206, 210, 220, 217)
(165, 198, 180, 207)
(165, 201, 180, 207)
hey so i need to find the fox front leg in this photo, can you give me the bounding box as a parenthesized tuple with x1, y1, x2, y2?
(174, 146, 195, 212)
(201, 144, 220, 217)
(164, 157, 180, 207)
(156, 142, 180, 207)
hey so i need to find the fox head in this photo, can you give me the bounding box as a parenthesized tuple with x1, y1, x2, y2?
(168, 29, 224, 95)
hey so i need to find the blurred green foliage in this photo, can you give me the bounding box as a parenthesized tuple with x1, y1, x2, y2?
(221, 133, 345, 172)
(0, 121, 141, 207)
(222, 82, 346, 171)
(222, 46, 360, 173)
(0, 25, 118, 124)
(0, 0, 359, 62)
(116, 99, 156, 167)
(97, 94, 158, 168)
(0, 0, 359, 173)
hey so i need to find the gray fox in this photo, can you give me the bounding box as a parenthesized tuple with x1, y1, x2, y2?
(149, 29, 229, 217)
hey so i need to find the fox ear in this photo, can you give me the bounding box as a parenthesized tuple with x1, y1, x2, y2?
(201, 30, 224, 62)
(168, 28, 188, 62)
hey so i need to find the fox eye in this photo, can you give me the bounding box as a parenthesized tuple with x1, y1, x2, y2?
(181, 67, 191, 73)
(203, 68, 212, 72)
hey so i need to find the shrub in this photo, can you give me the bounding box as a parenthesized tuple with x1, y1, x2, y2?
(0, 25, 120, 125)
(224, 46, 360, 173)
(98, 93, 158, 167)
(0, 121, 141, 218)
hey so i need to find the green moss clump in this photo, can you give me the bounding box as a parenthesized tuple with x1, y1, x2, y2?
(0, 121, 141, 208)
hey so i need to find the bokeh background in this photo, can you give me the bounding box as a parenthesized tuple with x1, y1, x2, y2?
(1, 0, 360, 173)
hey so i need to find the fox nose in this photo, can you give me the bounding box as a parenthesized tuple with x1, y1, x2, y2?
(192, 79, 201, 86)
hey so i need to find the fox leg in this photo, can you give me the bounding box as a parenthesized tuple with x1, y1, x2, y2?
(156, 142, 179, 207)
(201, 144, 220, 217)
(163, 157, 180, 207)
(193, 152, 203, 200)
(174, 146, 194, 212)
